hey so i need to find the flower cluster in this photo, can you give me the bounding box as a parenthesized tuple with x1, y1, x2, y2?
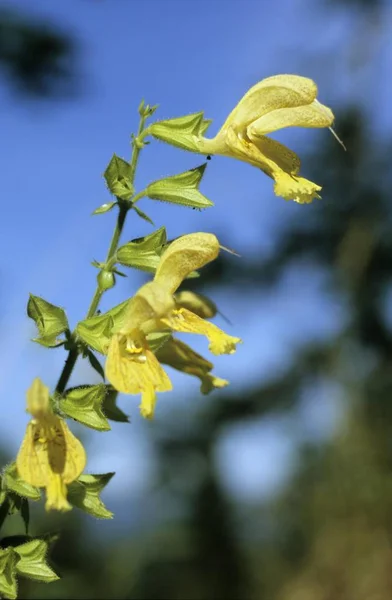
(7, 73, 337, 600)
(105, 232, 241, 418)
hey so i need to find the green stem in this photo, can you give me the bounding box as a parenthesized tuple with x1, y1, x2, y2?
(55, 112, 148, 395)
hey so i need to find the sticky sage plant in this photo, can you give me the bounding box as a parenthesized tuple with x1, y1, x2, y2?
(0, 74, 336, 598)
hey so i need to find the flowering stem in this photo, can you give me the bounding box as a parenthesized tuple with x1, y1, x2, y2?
(55, 112, 148, 395)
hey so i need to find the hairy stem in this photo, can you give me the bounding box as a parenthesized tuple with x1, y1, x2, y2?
(55, 111, 149, 394)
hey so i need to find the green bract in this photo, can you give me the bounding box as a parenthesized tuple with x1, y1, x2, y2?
(68, 473, 114, 519)
(101, 388, 129, 422)
(116, 226, 167, 271)
(0, 539, 58, 599)
(92, 201, 117, 215)
(147, 112, 212, 152)
(0, 548, 18, 599)
(27, 295, 68, 347)
(76, 298, 129, 354)
(14, 539, 59, 583)
(146, 164, 213, 209)
(104, 154, 134, 200)
(3, 464, 40, 501)
(60, 385, 112, 431)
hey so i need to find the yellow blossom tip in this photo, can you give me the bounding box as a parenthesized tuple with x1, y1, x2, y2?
(200, 376, 229, 395)
(273, 173, 321, 204)
(45, 475, 72, 512)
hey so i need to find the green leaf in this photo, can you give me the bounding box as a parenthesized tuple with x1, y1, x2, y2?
(14, 539, 59, 583)
(76, 298, 129, 354)
(0, 548, 18, 599)
(68, 473, 114, 519)
(60, 385, 111, 431)
(102, 388, 129, 423)
(27, 295, 68, 347)
(3, 464, 41, 502)
(104, 154, 134, 200)
(146, 164, 213, 209)
(132, 205, 154, 225)
(86, 350, 105, 380)
(92, 201, 117, 215)
(148, 112, 210, 152)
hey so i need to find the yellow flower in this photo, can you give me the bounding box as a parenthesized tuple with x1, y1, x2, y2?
(197, 74, 334, 204)
(16, 378, 86, 512)
(105, 233, 241, 418)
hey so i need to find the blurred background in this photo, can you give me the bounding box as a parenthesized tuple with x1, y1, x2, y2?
(1, 0, 392, 598)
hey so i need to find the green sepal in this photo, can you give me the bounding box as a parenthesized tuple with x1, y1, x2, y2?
(102, 389, 129, 423)
(86, 350, 105, 380)
(112, 268, 127, 277)
(132, 204, 154, 225)
(68, 473, 114, 519)
(91, 260, 105, 269)
(76, 298, 129, 354)
(27, 295, 68, 347)
(130, 226, 167, 249)
(0, 547, 18, 599)
(116, 226, 167, 272)
(3, 464, 41, 502)
(139, 99, 158, 118)
(148, 112, 211, 152)
(146, 164, 213, 209)
(104, 154, 134, 200)
(60, 385, 111, 431)
(92, 201, 117, 215)
(14, 539, 59, 583)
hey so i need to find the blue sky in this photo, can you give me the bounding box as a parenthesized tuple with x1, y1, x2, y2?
(1, 0, 391, 519)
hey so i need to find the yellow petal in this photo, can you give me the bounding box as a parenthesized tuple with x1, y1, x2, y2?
(17, 421, 49, 487)
(174, 290, 217, 319)
(105, 333, 172, 396)
(120, 282, 174, 334)
(249, 135, 301, 176)
(139, 385, 157, 419)
(54, 419, 86, 484)
(154, 233, 220, 294)
(200, 375, 229, 395)
(45, 474, 72, 512)
(16, 416, 86, 489)
(26, 377, 51, 418)
(247, 100, 334, 136)
(221, 75, 317, 133)
(161, 308, 242, 355)
(273, 172, 321, 204)
(157, 337, 213, 372)
(157, 338, 229, 395)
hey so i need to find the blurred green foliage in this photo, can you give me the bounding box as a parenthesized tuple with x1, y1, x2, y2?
(0, 7, 75, 97)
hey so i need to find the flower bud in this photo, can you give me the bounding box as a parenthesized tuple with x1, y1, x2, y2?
(97, 270, 115, 291)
